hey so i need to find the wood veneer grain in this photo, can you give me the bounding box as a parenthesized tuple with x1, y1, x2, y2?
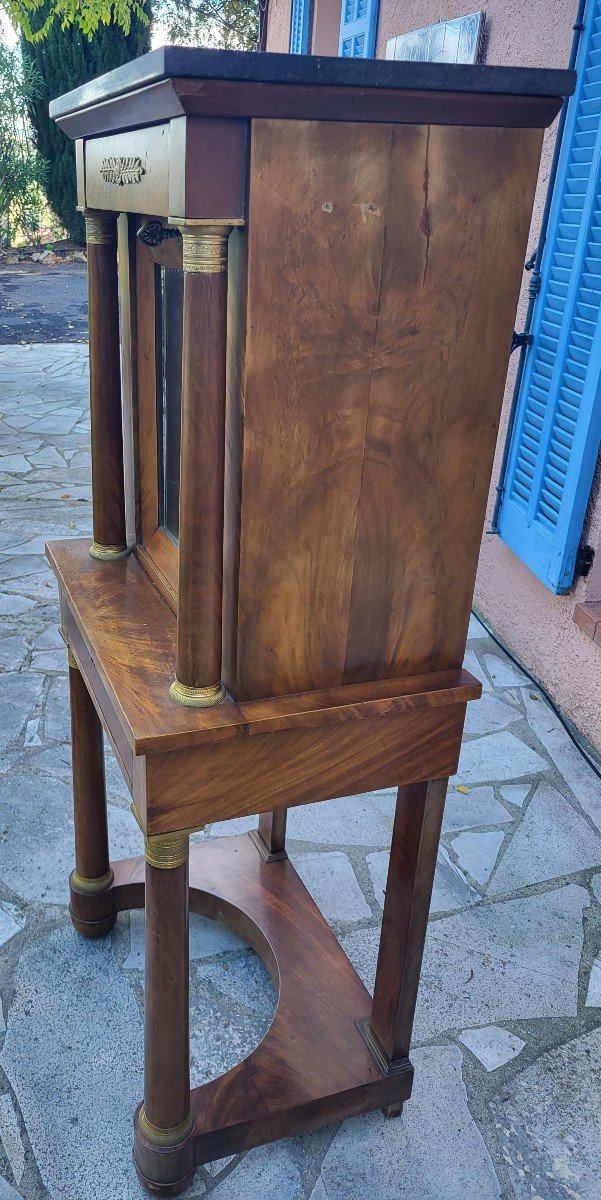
(47, 539, 480, 758)
(224, 119, 543, 701)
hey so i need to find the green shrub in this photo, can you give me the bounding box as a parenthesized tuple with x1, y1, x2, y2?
(0, 42, 47, 247)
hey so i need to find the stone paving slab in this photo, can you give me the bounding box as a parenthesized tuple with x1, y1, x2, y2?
(442, 784, 512, 832)
(342, 884, 588, 1042)
(491, 1027, 601, 1200)
(458, 1025, 526, 1072)
(487, 783, 601, 896)
(307, 1047, 502, 1200)
(0, 345, 599, 1199)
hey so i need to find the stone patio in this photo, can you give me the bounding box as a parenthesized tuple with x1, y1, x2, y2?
(0, 343, 599, 1199)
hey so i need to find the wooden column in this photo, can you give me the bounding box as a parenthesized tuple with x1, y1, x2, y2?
(368, 779, 448, 1081)
(138, 833, 193, 1150)
(84, 209, 129, 561)
(68, 645, 115, 937)
(170, 224, 232, 709)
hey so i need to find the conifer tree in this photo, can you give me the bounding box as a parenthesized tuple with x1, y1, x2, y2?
(21, 7, 150, 243)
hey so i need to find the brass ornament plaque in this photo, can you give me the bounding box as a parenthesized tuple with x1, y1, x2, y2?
(100, 156, 146, 186)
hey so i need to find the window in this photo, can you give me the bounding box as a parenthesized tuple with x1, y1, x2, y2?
(290, 0, 310, 53)
(497, 0, 601, 593)
(338, 0, 378, 59)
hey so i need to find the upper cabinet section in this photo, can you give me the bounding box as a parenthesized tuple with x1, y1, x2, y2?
(51, 46, 574, 140)
(82, 117, 248, 221)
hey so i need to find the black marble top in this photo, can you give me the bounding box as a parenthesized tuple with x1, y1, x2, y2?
(50, 45, 575, 120)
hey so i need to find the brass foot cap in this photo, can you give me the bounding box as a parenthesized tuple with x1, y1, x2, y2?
(89, 542, 131, 562)
(137, 1107, 195, 1148)
(169, 679, 226, 708)
(70, 868, 114, 895)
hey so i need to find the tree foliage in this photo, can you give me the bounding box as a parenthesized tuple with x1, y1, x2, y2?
(21, 3, 150, 242)
(5, 0, 258, 247)
(0, 41, 47, 246)
(158, 0, 258, 51)
(4, 0, 259, 50)
(3, 1, 149, 43)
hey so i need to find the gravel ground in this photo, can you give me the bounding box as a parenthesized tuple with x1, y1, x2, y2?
(0, 266, 87, 345)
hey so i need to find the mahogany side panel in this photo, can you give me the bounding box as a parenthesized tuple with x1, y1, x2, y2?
(232, 119, 393, 699)
(343, 124, 544, 683)
(228, 120, 544, 700)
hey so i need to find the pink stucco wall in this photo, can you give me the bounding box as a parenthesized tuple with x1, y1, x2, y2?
(266, 0, 292, 51)
(266, 1, 601, 752)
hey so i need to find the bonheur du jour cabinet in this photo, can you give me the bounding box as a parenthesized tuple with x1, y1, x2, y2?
(47, 48, 572, 1195)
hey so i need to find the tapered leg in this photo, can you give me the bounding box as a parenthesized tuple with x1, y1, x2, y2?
(368, 778, 448, 1108)
(250, 809, 288, 862)
(68, 648, 115, 937)
(134, 834, 195, 1195)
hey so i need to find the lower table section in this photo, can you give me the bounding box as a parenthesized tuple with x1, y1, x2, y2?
(74, 832, 412, 1190)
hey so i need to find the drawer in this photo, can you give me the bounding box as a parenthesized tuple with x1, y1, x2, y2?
(82, 118, 248, 222)
(84, 124, 170, 216)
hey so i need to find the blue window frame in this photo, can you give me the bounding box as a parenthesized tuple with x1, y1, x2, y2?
(338, 0, 378, 59)
(498, 0, 601, 593)
(290, 0, 310, 53)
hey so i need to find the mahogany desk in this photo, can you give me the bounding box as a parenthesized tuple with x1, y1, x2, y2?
(47, 48, 573, 1195)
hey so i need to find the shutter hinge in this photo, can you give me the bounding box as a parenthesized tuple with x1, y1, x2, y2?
(575, 544, 595, 578)
(510, 330, 534, 354)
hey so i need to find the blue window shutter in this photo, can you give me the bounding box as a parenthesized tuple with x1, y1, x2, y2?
(338, 0, 378, 58)
(498, 1, 601, 594)
(290, 0, 310, 53)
